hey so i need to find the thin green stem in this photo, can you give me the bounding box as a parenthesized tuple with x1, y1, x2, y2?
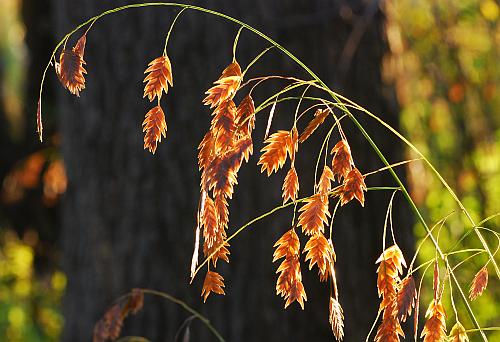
(141, 289, 225, 342)
(243, 48, 274, 77)
(163, 7, 187, 55)
(232, 26, 244, 62)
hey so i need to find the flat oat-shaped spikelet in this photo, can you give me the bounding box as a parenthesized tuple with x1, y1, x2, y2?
(449, 321, 469, 342)
(375, 245, 406, 342)
(211, 100, 236, 151)
(298, 194, 330, 235)
(258, 130, 295, 176)
(235, 94, 255, 137)
(201, 270, 225, 302)
(397, 276, 417, 322)
(421, 300, 446, 342)
(329, 297, 344, 341)
(299, 108, 329, 143)
(143, 55, 173, 102)
(56, 34, 87, 96)
(273, 229, 307, 309)
(303, 233, 335, 278)
(318, 165, 335, 195)
(340, 167, 367, 206)
(331, 140, 354, 181)
(142, 105, 167, 154)
(469, 266, 488, 300)
(203, 61, 242, 108)
(282, 166, 299, 204)
(201, 196, 219, 249)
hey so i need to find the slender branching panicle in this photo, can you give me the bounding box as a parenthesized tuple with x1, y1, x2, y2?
(37, 4, 499, 340)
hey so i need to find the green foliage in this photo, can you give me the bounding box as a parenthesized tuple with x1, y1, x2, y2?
(386, 0, 500, 338)
(0, 230, 64, 341)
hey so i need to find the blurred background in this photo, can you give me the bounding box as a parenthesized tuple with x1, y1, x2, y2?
(0, 0, 498, 341)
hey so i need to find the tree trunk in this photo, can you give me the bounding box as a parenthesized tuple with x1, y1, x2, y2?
(53, 1, 413, 340)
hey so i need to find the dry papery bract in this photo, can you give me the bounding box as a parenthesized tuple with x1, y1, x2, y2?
(375, 245, 406, 342)
(469, 265, 488, 301)
(93, 289, 144, 342)
(421, 300, 447, 342)
(56, 34, 87, 96)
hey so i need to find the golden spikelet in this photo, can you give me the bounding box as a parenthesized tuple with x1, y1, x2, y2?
(297, 193, 330, 235)
(318, 165, 335, 195)
(201, 271, 225, 302)
(56, 34, 87, 96)
(258, 130, 295, 176)
(331, 140, 354, 181)
(211, 100, 237, 151)
(143, 55, 173, 102)
(273, 229, 307, 309)
(198, 131, 215, 172)
(273, 229, 300, 261)
(205, 137, 252, 199)
(339, 167, 367, 206)
(396, 276, 417, 322)
(421, 300, 446, 342)
(469, 266, 488, 301)
(203, 61, 242, 108)
(214, 194, 229, 230)
(201, 196, 219, 249)
(236, 94, 255, 137)
(299, 108, 329, 143)
(203, 236, 230, 267)
(449, 322, 469, 342)
(375, 245, 406, 342)
(303, 233, 335, 278)
(142, 105, 167, 154)
(282, 166, 299, 204)
(329, 297, 344, 341)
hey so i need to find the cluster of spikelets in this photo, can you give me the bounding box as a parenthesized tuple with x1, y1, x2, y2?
(195, 60, 255, 302)
(41, 31, 171, 155)
(373, 243, 490, 342)
(47, 20, 493, 342)
(188, 53, 369, 339)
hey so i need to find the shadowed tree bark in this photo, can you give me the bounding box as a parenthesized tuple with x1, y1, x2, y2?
(53, 1, 413, 341)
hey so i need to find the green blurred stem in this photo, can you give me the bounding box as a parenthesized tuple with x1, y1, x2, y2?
(141, 289, 225, 342)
